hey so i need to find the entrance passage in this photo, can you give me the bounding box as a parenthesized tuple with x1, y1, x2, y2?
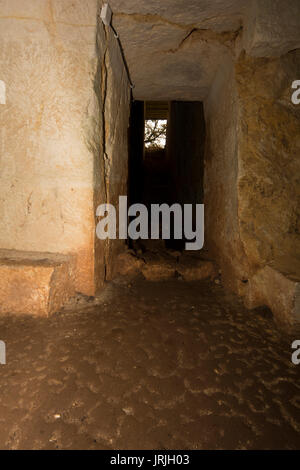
(128, 100, 206, 253)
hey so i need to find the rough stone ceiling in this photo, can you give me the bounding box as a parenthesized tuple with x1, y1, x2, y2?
(108, 0, 248, 101)
(107, 0, 300, 101)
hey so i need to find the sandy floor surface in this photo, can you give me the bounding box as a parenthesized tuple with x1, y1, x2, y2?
(0, 279, 299, 450)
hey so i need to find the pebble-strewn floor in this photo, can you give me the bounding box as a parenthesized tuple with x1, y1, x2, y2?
(0, 279, 299, 450)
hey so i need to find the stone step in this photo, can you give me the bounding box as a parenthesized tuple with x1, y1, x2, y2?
(0, 250, 75, 317)
(141, 252, 176, 281)
(177, 255, 217, 282)
(115, 247, 217, 282)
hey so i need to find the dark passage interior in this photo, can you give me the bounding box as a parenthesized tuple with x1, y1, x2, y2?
(128, 100, 206, 252)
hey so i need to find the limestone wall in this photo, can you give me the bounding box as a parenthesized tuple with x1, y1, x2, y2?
(204, 57, 251, 294)
(236, 50, 300, 271)
(0, 1, 130, 295)
(204, 49, 300, 320)
(93, 25, 131, 284)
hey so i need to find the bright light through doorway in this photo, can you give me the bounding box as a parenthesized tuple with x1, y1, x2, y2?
(144, 119, 167, 149)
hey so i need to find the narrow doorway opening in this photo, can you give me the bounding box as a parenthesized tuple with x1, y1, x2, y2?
(128, 99, 206, 256)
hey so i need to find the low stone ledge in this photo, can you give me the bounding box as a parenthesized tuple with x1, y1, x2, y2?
(177, 255, 217, 282)
(245, 258, 300, 329)
(141, 253, 176, 281)
(113, 251, 145, 279)
(0, 250, 75, 317)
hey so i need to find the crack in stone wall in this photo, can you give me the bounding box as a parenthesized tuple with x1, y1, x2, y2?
(165, 27, 242, 54)
(101, 40, 109, 281)
(91, 5, 131, 288)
